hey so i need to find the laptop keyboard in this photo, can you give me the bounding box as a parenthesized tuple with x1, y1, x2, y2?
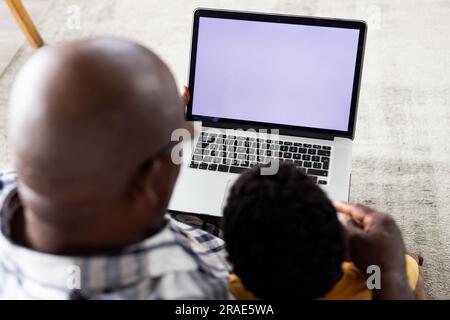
(189, 130, 332, 185)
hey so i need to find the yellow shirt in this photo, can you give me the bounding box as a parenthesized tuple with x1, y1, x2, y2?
(230, 255, 419, 300)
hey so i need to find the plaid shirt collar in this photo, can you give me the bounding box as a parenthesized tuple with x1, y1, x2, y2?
(0, 172, 230, 299)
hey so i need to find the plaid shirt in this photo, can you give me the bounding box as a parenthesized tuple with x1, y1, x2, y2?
(0, 171, 231, 299)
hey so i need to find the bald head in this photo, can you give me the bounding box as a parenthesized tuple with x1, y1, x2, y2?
(6, 37, 189, 253)
(9, 37, 183, 199)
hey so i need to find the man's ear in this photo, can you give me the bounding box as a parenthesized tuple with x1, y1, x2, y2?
(129, 159, 164, 230)
(151, 153, 180, 211)
(130, 159, 158, 209)
(150, 154, 177, 189)
(141, 171, 158, 211)
(130, 153, 179, 219)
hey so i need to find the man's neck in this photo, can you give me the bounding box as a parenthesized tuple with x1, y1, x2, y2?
(11, 208, 165, 256)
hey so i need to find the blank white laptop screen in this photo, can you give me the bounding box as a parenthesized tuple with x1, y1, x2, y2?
(191, 17, 360, 131)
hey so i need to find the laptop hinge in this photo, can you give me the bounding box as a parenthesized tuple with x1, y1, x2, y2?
(201, 121, 336, 141)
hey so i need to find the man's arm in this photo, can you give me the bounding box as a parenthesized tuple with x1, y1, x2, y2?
(374, 269, 415, 300)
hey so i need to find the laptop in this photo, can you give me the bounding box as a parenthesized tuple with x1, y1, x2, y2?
(169, 9, 367, 217)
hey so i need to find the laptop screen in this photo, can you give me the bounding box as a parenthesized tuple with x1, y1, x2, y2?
(190, 16, 361, 132)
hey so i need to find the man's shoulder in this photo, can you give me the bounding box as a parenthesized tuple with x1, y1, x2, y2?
(167, 216, 230, 275)
(168, 217, 225, 253)
(162, 217, 232, 299)
(0, 171, 17, 189)
(0, 173, 232, 300)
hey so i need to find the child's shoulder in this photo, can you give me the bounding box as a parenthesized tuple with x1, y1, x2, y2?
(323, 257, 419, 300)
(229, 257, 419, 300)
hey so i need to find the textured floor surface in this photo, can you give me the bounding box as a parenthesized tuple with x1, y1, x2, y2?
(0, 0, 449, 298)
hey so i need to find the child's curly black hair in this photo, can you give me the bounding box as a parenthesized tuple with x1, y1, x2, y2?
(223, 163, 346, 299)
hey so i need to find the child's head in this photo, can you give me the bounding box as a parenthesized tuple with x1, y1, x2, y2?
(223, 163, 346, 299)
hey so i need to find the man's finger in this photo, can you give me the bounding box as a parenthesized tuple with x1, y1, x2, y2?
(338, 211, 363, 234)
(181, 85, 190, 106)
(333, 201, 365, 218)
(343, 217, 364, 235)
(333, 201, 374, 229)
(333, 201, 352, 216)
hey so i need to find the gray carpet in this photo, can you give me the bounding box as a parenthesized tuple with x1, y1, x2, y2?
(1, 0, 449, 299)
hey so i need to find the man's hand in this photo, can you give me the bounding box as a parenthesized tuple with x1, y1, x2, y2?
(334, 201, 415, 300)
(181, 85, 190, 106)
(180, 86, 193, 135)
(334, 202, 405, 273)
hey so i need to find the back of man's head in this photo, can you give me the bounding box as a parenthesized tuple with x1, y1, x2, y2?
(223, 163, 346, 299)
(8, 37, 185, 254)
